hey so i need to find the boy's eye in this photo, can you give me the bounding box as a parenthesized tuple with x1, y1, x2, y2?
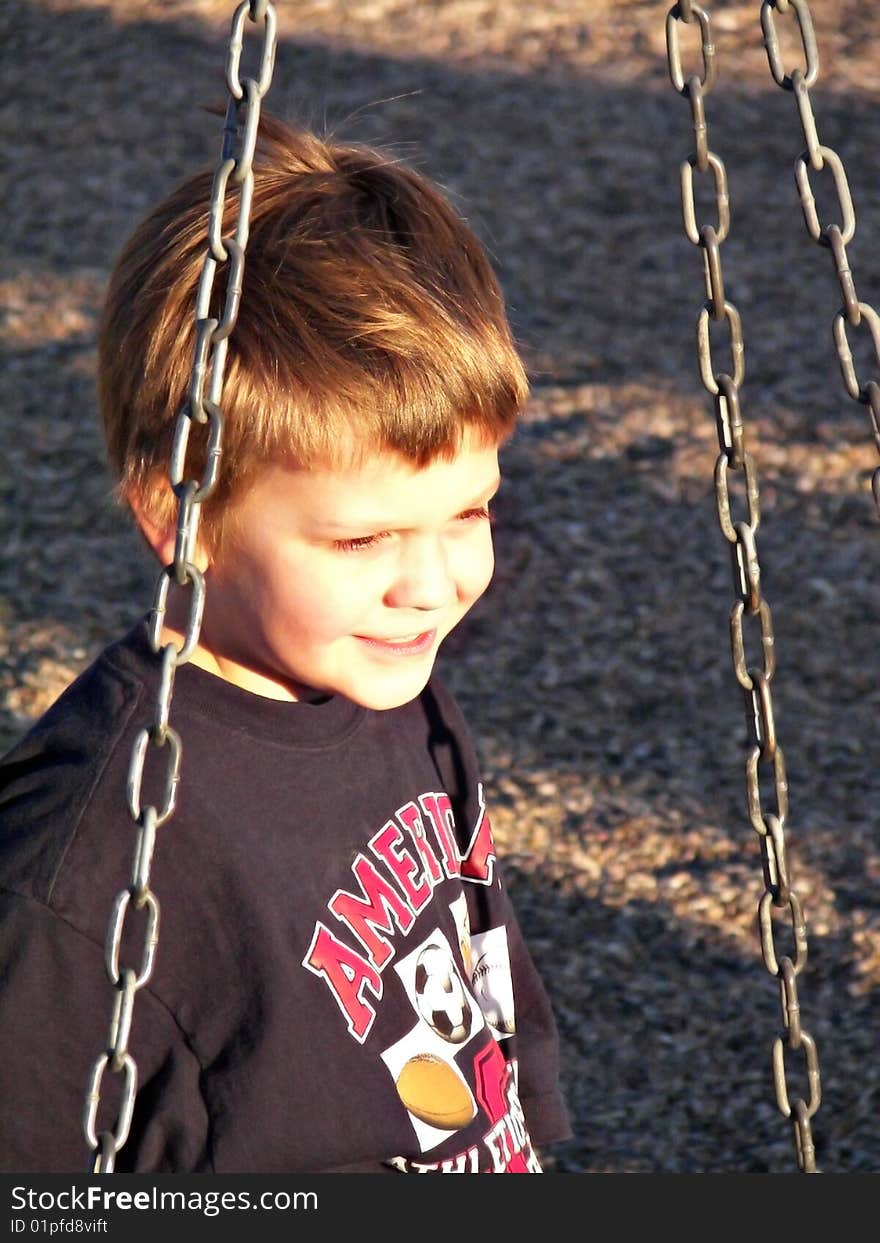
(334, 532, 388, 553)
(457, 505, 494, 523)
(333, 507, 492, 552)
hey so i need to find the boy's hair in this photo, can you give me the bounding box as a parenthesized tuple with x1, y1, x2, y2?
(98, 112, 528, 552)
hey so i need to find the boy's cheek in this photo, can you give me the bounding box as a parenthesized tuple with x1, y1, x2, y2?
(451, 572, 494, 624)
(466, 545, 496, 603)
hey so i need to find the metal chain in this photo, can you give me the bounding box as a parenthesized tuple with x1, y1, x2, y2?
(761, 0, 880, 516)
(665, 2, 822, 1172)
(83, 0, 277, 1173)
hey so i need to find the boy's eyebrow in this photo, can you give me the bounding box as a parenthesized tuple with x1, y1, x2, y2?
(316, 474, 502, 532)
(462, 475, 502, 508)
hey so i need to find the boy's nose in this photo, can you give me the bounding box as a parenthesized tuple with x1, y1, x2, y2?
(385, 536, 453, 612)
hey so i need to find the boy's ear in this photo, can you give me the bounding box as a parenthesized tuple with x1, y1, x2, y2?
(126, 489, 212, 573)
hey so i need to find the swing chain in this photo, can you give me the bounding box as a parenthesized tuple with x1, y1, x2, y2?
(665, 0, 822, 1172)
(82, 1, 277, 1174)
(761, 0, 880, 517)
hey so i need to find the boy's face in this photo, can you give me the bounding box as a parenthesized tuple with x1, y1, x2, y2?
(189, 429, 502, 709)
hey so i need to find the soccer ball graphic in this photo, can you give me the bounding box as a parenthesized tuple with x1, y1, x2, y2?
(414, 944, 470, 1044)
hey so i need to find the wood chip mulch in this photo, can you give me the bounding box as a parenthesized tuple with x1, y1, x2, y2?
(2, 1, 878, 1172)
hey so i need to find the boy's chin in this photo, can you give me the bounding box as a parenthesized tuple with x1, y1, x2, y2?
(339, 666, 437, 712)
(346, 684, 431, 712)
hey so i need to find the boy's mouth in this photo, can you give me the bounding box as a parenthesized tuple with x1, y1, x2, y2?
(355, 630, 437, 656)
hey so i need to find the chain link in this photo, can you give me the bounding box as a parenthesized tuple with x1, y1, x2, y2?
(82, 1, 277, 1173)
(665, 0, 822, 1172)
(761, 0, 880, 516)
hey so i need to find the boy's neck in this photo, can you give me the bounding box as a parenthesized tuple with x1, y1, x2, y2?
(157, 607, 314, 704)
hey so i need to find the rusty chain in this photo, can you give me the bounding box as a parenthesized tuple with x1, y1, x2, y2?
(761, 0, 880, 515)
(75, 0, 870, 1180)
(82, 0, 277, 1173)
(665, 1, 822, 1172)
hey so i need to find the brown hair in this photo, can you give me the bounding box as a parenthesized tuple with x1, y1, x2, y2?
(98, 113, 528, 552)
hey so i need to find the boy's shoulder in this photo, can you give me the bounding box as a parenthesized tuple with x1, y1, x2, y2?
(0, 623, 152, 901)
(0, 629, 476, 898)
(1, 622, 152, 784)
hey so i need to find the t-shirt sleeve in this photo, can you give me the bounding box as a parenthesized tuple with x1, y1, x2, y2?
(0, 890, 210, 1173)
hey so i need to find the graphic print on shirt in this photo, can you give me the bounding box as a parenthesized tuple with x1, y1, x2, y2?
(380, 924, 539, 1170)
(301, 785, 541, 1171)
(302, 785, 493, 1041)
(381, 929, 481, 1143)
(449, 890, 472, 978)
(469, 926, 516, 1039)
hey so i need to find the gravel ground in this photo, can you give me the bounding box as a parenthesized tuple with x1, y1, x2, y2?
(2, 1, 879, 1173)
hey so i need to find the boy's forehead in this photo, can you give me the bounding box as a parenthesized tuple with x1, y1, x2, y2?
(293, 427, 503, 481)
(257, 437, 502, 525)
(311, 425, 505, 472)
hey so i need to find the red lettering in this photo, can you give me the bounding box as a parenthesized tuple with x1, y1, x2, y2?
(303, 922, 382, 1042)
(473, 1041, 529, 1173)
(420, 792, 461, 878)
(330, 855, 414, 967)
(398, 801, 443, 888)
(372, 821, 431, 912)
(460, 787, 496, 885)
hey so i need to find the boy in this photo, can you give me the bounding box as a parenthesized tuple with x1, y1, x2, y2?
(0, 114, 570, 1173)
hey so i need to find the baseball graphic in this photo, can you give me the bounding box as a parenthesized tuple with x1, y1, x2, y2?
(471, 946, 516, 1036)
(395, 1053, 477, 1130)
